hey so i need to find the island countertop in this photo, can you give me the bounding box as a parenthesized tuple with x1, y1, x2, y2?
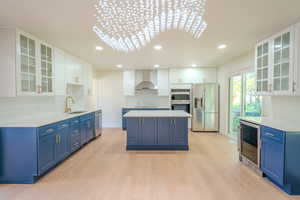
(123, 110, 192, 118)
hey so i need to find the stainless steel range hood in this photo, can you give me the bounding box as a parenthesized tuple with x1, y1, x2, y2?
(135, 70, 158, 93)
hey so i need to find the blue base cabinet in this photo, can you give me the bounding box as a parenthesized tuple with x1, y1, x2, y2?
(0, 110, 101, 184)
(261, 126, 300, 195)
(122, 108, 170, 130)
(126, 117, 189, 151)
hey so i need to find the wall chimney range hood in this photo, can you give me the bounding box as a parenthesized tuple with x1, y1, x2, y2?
(135, 70, 158, 93)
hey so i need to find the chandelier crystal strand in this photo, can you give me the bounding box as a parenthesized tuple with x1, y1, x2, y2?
(93, 0, 208, 52)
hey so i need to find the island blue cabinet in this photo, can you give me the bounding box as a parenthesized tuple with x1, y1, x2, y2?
(127, 117, 189, 150)
(122, 108, 170, 130)
(0, 110, 101, 184)
(260, 125, 300, 195)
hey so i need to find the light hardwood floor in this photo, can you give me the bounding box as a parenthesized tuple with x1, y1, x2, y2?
(1, 129, 299, 200)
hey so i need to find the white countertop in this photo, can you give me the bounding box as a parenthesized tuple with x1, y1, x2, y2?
(0, 109, 101, 128)
(240, 116, 300, 132)
(123, 110, 191, 118)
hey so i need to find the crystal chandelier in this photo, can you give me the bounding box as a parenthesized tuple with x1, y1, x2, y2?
(93, 0, 207, 52)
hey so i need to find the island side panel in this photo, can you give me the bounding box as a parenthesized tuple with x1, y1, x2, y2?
(0, 127, 38, 183)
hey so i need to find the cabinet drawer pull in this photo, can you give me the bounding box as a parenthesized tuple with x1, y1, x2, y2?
(61, 124, 68, 128)
(46, 128, 54, 133)
(266, 132, 275, 137)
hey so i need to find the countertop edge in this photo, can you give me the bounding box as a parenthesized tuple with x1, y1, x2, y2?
(0, 109, 102, 128)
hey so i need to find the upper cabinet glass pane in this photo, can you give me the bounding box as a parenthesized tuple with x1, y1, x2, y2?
(274, 36, 282, 51)
(41, 45, 47, 60)
(257, 45, 263, 57)
(47, 47, 52, 62)
(263, 43, 268, 54)
(282, 32, 290, 48)
(28, 39, 35, 57)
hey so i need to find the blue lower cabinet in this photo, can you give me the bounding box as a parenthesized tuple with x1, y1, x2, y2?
(141, 118, 157, 145)
(261, 126, 300, 195)
(80, 114, 94, 145)
(127, 118, 140, 145)
(157, 118, 172, 145)
(0, 111, 100, 184)
(70, 126, 81, 153)
(172, 118, 188, 146)
(55, 121, 70, 162)
(127, 117, 189, 150)
(38, 126, 57, 175)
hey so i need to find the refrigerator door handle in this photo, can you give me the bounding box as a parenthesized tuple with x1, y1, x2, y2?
(194, 98, 199, 108)
(200, 97, 203, 108)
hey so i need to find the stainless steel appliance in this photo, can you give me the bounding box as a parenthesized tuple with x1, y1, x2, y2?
(192, 83, 219, 132)
(94, 110, 102, 137)
(238, 120, 262, 174)
(171, 88, 191, 113)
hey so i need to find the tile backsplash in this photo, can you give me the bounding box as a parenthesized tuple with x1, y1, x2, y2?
(0, 95, 96, 120)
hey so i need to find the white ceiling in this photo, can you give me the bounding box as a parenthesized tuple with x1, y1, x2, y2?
(1, 0, 300, 70)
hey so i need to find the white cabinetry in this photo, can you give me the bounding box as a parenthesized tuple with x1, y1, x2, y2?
(157, 69, 169, 96)
(169, 68, 217, 84)
(65, 55, 83, 85)
(255, 24, 299, 96)
(0, 28, 54, 97)
(123, 70, 136, 96)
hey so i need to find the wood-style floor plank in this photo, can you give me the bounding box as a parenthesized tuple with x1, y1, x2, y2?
(0, 129, 299, 200)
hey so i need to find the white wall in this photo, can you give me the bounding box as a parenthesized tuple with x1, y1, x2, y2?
(217, 51, 300, 135)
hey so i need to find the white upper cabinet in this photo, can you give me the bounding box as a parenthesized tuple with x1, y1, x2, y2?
(0, 28, 54, 97)
(169, 68, 217, 84)
(65, 55, 84, 85)
(123, 70, 135, 96)
(157, 69, 169, 96)
(255, 24, 299, 96)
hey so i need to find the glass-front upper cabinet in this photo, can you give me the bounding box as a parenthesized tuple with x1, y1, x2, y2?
(271, 29, 294, 95)
(255, 41, 270, 94)
(40, 43, 54, 94)
(19, 34, 37, 94)
(17, 32, 54, 96)
(255, 24, 298, 96)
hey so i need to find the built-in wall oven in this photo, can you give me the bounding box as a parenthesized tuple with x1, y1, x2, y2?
(171, 88, 191, 113)
(239, 120, 261, 174)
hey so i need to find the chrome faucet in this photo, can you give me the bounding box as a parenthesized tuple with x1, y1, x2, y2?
(65, 96, 75, 113)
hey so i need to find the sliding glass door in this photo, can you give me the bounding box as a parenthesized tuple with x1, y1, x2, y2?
(229, 72, 262, 138)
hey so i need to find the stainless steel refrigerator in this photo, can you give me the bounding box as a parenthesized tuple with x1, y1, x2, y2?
(192, 83, 219, 132)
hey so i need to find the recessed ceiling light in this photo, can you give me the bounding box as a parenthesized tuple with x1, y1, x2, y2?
(116, 64, 123, 68)
(96, 46, 104, 51)
(154, 64, 160, 68)
(154, 45, 163, 50)
(218, 44, 227, 50)
(191, 64, 197, 67)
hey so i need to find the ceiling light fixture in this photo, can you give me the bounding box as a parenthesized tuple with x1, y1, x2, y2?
(154, 45, 163, 50)
(154, 64, 160, 68)
(117, 64, 123, 68)
(218, 44, 227, 49)
(95, 46, 104, 51)
(93, 0, 208, 52)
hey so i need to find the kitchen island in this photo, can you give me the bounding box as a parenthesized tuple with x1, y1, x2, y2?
(123, 110, 191, 150)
